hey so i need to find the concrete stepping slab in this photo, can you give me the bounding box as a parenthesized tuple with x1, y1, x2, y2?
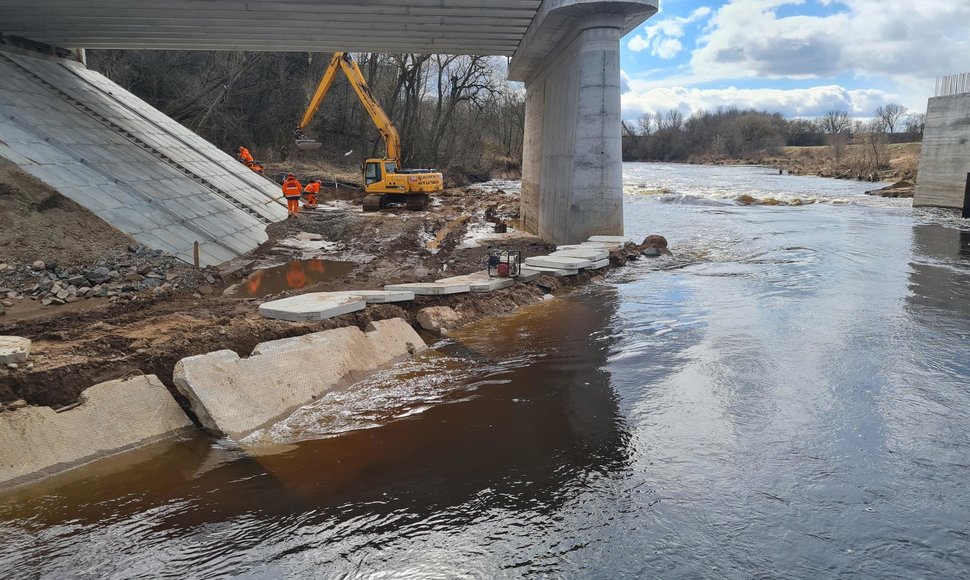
(334, 290, 415, 304)
(0, 336, 31, 364)
(436, 270, 515, 293)
(173, 319, 425, 440)
(549, 248, 609, 261)
(258, 293, 366, 322)
(587, 259, 610, 270)
(580, 241, 624, 250)
(0, 375, 193, 489)
(525, 255, 593, 270)
(384, 282, 470, 295)
(520, 266, 578, 277)
(515, 269, 544, 282)
(588, 235, 631, 244)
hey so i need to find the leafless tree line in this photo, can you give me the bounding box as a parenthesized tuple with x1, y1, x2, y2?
(624, 105, 925, 171)
(87, 50, 525, 180)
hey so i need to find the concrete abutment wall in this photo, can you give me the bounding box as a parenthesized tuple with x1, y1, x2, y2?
(915, 93, 970, 210)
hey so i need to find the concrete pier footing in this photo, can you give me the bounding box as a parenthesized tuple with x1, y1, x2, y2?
(915, 92, 970, 210)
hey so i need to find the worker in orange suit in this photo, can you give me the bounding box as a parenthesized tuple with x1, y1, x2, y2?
(282, 173, 303, 217)
(238, 146, 255, 165)
(303, 180, 320, 210)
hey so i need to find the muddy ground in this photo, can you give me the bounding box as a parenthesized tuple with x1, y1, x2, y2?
(0, 180, 647, 412)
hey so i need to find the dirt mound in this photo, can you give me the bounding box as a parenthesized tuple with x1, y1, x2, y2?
(0, 157, 134, 266)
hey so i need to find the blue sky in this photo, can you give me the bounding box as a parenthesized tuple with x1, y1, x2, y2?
(618, 0, 970, 122)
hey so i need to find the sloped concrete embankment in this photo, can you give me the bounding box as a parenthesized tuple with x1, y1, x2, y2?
(0, 46, 286, 266)
(0, 375, 193, 489)
(173, 319, 425, 440)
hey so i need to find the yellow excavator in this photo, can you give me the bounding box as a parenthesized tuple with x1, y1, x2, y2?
(295, 52, 443, 211)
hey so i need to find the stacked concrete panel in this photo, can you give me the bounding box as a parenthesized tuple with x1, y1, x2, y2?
(914, 93, 970, 210)
(0, 48, 286, 266)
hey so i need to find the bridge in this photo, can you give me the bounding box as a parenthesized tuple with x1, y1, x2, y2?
(0, 0, 658, 247)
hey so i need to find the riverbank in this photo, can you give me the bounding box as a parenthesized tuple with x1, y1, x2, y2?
(687, 143, 921, 194)
(0, 182, 652, 412)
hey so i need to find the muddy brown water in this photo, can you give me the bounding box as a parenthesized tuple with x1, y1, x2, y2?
(2, 163, 970, 578)
(230, 259, 355, 298)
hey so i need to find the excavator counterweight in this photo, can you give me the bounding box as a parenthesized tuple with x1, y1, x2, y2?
(296, 52, 442, 210)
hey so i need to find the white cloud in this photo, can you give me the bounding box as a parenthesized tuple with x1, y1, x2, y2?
(620, 83, 899, 121)
(690, 0, 970, 86)
(627, 6, 713, 60)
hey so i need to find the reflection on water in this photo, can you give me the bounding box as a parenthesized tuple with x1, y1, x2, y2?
(2, 163, 969, 578)
(232, 259, 355, 298)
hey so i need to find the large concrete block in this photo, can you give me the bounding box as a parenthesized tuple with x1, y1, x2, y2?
(335, 290, 416, 304)
(173, 318, 426, 440)
(914, 93, 970, 209)
(520, 266, 578, 278)
(0, 375, 193, 489)
(0, 336, 31, 364)
(258, 293, 366, 322)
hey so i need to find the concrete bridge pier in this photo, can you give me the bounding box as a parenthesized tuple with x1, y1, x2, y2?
(510, 1, 657, 245)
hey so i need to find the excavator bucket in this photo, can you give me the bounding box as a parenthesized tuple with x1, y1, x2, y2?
(296, 139, 322, 151)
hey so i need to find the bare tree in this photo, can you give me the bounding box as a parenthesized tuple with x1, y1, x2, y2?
(635, 112, 654, 136)
(904, 113, 926, 137)
(874, 103, 907, 134)
(818, 110, 852, 135)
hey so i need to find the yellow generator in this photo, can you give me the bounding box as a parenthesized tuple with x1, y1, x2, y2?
(296, 52, 443, 211)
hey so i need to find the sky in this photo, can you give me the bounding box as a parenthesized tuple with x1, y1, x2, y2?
(619, 0, 970, 122)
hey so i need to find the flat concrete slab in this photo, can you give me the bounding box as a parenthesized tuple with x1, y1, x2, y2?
(335, 290, 416, 304)
(436, 270, 515, 293)
(384, 281, 470, 295)
(525, 255, 593, 270)
(258, 293, 366, 322)
(588, 235, 631, 244)
(515, 269, 544, 283)
(587, 259, 610, 270)
(0, 375, 193, 489)
(549, 248, 609, 261)
(520, 266, 578, 278)
(173, 318, 425, 440)
(0, 336, 30, 364)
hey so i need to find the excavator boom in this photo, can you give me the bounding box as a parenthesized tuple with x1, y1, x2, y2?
(297, 52, 400, 162)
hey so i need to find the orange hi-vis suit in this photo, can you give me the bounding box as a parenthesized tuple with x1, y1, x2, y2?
(238, 147, 254, 165)
(303, 181, 320, 209)
(282, 175, 303, 216)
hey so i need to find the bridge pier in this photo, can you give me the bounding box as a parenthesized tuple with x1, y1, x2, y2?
(510, 1, 657, 245)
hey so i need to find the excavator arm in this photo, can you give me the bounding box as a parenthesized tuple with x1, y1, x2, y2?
(296, 52, 401, 163)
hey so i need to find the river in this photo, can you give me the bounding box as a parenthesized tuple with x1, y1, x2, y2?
(2, 163, 969, 578)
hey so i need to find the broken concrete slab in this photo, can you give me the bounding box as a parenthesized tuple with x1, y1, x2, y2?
(588, 235, 631, 244)
(525, 255, 593, 270)
(0, 336, 30, 364)
(549, 248, 609, 261)
(384, 281, 470, 295)
(258, 293, 366, 322)
(436, 271, 515, 293)
(520, 266, 578, 278)
(587, 259, 610, 270)
(416, 306, 462, 335)
(173, 318, 425, 440)
(335, 290, 416, 304)
(0, 375, 193, 489)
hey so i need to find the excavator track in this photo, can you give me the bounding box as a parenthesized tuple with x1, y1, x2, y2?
(406, 195, 429, 211)
(362, 194, 385, 212)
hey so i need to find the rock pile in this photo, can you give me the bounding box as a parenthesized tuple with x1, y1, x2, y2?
(0, 244, 217, 311)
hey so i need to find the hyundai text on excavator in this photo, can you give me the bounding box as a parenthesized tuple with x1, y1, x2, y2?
(295, 52, 443, 211)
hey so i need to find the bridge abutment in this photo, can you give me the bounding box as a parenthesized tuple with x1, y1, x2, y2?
(510, 1, 657, 245)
